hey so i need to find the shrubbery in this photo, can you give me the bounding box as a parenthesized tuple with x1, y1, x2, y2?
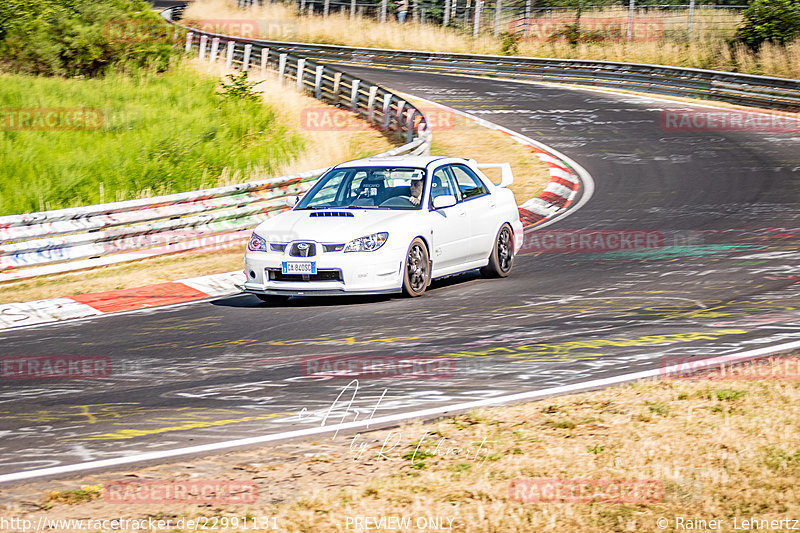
(734, 0, 800, 51)
(0, 0, 177, 77)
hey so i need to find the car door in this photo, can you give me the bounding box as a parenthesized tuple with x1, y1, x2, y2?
(427, 165, 470, 274)
(448, 163, 496, 262)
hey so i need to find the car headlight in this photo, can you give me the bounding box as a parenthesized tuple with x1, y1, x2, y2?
(247, 232, 267, 252)
(343, 232, 388, 252)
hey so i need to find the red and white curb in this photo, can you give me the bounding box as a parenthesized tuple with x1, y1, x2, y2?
(409, 95, 592, 229)
(0, 271, 243, 331)
(0, 102, 593, 332)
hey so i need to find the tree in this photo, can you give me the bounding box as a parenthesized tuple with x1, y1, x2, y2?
(734, 0, 800, 51)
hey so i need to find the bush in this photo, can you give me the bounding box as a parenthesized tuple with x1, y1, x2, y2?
(734, 0, 800, 51)
(0, 0, 177, 77)
(219, 71, 264, 103)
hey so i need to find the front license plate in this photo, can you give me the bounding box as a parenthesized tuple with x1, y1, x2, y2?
(282, 261, 317, 274)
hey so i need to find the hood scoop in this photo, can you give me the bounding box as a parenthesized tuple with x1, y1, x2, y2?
(309, 211, 354, 217)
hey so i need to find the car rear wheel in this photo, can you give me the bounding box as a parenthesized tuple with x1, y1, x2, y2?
(403, 238, 430, 297)
(481, 223, 514, 278)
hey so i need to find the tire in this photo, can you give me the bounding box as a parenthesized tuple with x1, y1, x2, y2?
(402, 238, 430, 297)
(481, 223, 514, 278)
(255, 294, 289, 304)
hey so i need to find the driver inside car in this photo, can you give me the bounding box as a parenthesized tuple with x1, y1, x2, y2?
(409, 178, 423, 206)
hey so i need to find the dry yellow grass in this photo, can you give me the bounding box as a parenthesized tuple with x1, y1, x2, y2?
(183, 0, 800, 79)
(6, 356, 800, 532)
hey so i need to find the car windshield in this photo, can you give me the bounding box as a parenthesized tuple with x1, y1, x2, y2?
(295, 166, 427, 210)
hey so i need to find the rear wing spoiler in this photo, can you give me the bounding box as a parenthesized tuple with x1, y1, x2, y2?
(476, 162, 513, 188)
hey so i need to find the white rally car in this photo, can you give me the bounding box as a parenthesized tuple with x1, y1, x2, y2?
(243, 155, 523, 300)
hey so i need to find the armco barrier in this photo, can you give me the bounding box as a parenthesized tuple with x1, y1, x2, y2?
(166, 0, 799, 111)
(0, 11, 431, 283)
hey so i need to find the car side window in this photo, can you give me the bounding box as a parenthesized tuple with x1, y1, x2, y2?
(450, 164, 489, 200)
(429, 167, 455, 208)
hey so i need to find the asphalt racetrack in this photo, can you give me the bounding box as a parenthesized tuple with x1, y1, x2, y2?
(1, 66, 799, 481)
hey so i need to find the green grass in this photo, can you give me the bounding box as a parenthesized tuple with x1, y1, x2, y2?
(0, 64, 305, 215)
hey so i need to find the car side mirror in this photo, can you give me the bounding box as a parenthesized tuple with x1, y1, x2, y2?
(285, 195, 299, 208)
(432, 195, 457, 209)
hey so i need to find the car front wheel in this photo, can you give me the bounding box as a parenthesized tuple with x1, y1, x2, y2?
(481, 223, 514, 278)
(402, 238, 430, 297)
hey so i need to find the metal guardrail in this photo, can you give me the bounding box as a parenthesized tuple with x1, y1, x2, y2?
(177, 23, 798, 110)
(0, 9, 431, 282)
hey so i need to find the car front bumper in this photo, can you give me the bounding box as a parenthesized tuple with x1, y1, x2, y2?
(243, 245, 405, 296)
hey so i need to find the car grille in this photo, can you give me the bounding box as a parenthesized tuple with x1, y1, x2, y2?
(270, 243, 287, 252)
(323, 244, 345, 252)
(266, 269, 343, 282)
(289, 242, 316, 257)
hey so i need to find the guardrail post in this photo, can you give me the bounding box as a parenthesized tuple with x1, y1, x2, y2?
(626, 0, 635, 41)
(413, 0, 419, 22)
(324, 0, 330, 17)
(198, 35, 208, 60)
(493, 0, 502, 37)
(300, 0, 306, 12)
(473, 0, 482, 37)
(524, 0, 530, 22)
(261, 48, 269, 74)
(406, 110, 416, 143)
(396, 100, 407, 127)
(367, 86, 378, 124)
(332, 72, 342, 104)
(687, 0, 696, 35)
(381, 92, 392, 129)
(296, 58, 306, 90)
(314, 65, 325, 99)
(226, 41, 235, 68)
(350, 79, 361, 111)
(185, 32, 193, 53)
(278, 53, 288, 84)
(350, 0, 356, 19)
(242, 44, 253, 71)
(443, 0, 451, 26)
(209, 37, 220, 62)
(380, 0, 387, 23)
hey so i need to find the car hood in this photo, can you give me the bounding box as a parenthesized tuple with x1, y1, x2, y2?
(253, 209, 418, 243)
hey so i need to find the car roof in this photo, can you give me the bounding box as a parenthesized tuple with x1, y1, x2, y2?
(333, 155, 468, 170)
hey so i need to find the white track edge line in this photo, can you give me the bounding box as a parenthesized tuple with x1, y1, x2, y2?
(2, 338, 799, 484)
